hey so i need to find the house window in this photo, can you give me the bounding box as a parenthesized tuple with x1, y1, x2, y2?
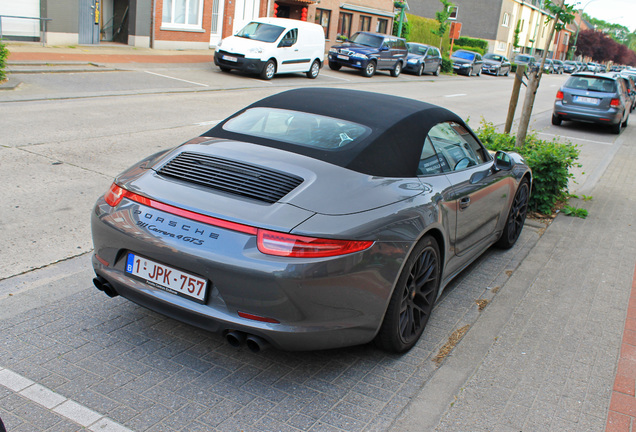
(162, 0, 203, 29)
(563, 33, 569, 45)
(315, 9, 331, 38)
(497, 41, 506, 51)
(360, 15, 371, 32)
(376, 18, 388, 34)
(502, 13, 509, 27)
(338, 12, 353, 38)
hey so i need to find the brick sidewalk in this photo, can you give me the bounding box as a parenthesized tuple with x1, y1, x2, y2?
(607, 265, 636, 431)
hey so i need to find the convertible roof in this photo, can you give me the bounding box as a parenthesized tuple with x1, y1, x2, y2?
(203, 88, 465, 177)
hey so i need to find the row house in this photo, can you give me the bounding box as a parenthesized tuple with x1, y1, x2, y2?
(0, 0, 394, 49)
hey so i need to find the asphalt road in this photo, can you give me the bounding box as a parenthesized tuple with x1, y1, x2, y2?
(0, 67, 625, 431)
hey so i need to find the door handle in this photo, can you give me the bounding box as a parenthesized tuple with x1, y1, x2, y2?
(459, 197, 471, 209)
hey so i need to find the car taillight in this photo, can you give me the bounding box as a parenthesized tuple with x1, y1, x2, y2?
(556, 90, 564, 100)
(257, 230, 374, 258)
(104, 183, 129, 207)
(610, 98, 621, 107)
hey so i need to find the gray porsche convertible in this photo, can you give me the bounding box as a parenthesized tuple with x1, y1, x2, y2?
(91, 88, 531, 353)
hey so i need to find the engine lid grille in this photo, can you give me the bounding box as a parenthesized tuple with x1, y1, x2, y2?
(157, 152, 303, 204)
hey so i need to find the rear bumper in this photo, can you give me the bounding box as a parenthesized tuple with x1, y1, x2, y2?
(554, 101, 624, 125)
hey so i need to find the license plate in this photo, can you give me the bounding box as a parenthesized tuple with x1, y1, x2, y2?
(126, 253, 207, 303)
(337, 54, 349, 60)
(222, 55, 238, 62)
(574, 96, 600, 105)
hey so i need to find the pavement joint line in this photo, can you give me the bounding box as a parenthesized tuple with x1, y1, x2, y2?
(0, 365, 132, 432)
(143, 70, 209, 87)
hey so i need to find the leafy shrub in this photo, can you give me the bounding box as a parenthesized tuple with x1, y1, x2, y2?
(393, 13, 411, 40)
(405, 13, 450, 53)
(475, 120, 581, 215)
(0, 42, 8, 82)
(455, 36, 489, 52)
(451, 44, 485, 56)
(441, 55, 453, 73)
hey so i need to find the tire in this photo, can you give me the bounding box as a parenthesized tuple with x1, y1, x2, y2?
(434, 64, 441, 76)
(551, 114, 562, 126)
(328, 61, 341, 71)
(417, 64, 424, 76)
(476, 67, 481, 77)
(391, 62, 402, 77)
(260, 60, 276, 80)
(362, 60, 376, 78)
(622, 114, 628, 128)
(496, 179, 530, 249)
(375, 235, 441, 353)
(505, 68, 510, 76)
(219, 66, 231, 73)
(612, 119, 622, 134)
(306, 59, 320, 79)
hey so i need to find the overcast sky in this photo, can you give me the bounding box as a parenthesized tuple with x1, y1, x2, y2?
(566, 0, 636, 32)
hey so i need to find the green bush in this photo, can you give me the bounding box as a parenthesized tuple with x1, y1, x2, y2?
(393, 13, 411, 40)
(405, 13, 450, 53)
(441, 55, 453, 73)
(451, 44, 485, 56)
(0, 42, 8, 82)
(455, 36, 489, 52)
(475, 120, 581, 215)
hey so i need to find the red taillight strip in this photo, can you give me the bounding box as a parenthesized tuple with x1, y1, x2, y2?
(104, 183, 374, 257)
(238, 311, 280, 323)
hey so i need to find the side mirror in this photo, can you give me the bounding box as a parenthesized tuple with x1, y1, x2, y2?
(380, 45, 389, 51)
(493, 151, 513, 171)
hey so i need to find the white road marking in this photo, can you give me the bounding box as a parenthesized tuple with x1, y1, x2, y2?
(321, 73, 351, 81)
(144, 70, 209, 87)
(0, 366, 132, 432)
(444, 93, 467, 98)
(537, 132, 613, 145)
(194, 120, 221, 126)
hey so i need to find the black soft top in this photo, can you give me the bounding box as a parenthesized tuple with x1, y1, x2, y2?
(203, 88, 465, 177)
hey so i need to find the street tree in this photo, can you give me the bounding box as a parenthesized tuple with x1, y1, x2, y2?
(431, 0, 454, 51)
(515, 0, 575, 147)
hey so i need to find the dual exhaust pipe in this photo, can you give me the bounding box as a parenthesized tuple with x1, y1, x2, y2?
(225, 330, 270, 353)
(93, 276, 118, 298)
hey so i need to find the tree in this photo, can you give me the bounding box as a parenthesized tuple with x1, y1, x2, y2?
(431, 0, 454, 51)
(515, 0, 575, 147)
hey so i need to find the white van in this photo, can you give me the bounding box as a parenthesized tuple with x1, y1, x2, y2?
(214, 18, 325, 80)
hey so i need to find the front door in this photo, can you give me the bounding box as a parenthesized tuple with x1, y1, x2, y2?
(79, 0, 100, 44)
(209, 0, 225, 46)
(233, 0, 260, 34)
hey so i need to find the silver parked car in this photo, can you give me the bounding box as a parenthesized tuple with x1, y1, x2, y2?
(91, 88, 532, 353)
(552, 72, 631, 134)
(482, 53, 511, 76)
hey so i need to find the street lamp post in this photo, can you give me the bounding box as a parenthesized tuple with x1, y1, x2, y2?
(569, 0, 598, 60)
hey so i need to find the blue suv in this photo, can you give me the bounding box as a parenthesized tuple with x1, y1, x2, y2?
(328, 32, 407, 78)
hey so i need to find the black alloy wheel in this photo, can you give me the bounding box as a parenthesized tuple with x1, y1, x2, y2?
(496, 179, 530, 249)
(376, 236, 441, 352)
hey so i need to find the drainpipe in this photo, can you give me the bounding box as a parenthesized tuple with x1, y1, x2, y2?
(151, 0, 156, 48)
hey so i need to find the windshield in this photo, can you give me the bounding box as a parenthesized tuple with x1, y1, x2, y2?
(350, 32, 383, 48)
(565, 76, 617, 93)
(223, 108, 371, 149)
(453, 51, 475, 61)
(235, 22, 285, 43)
(515, 55, 534, 63)
(407, 44, 428, 55)
(484, 54, 502, 61)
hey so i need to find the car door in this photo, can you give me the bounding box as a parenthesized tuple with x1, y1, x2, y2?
(425, 47, 440, 73)
(276, 28, 305, 73)
(473, 53, 483, 75)
(378, 38, 393, 69)
(426, 122, 513, 258)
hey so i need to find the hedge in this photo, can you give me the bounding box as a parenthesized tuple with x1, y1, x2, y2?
(451, 44, 485, 56)
(0, 42, 8, 83)
(404, 13, 450, 53)
(455, 36, 489, 52)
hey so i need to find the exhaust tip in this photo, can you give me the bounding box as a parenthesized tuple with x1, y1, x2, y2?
(225, 330, 246, 347)
(93, 276, 118, 297)
(245, 335, 270, 353)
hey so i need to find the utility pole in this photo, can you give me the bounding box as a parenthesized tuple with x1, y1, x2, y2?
(515, 0, 565, 148)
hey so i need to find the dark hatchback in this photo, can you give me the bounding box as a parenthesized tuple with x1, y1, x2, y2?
(451, 50, 483, 76)
(404, 43, 442, 76)
(552, 72, 631, 134)
(482, 53, 511, 76)
(328, 32, 407, 77)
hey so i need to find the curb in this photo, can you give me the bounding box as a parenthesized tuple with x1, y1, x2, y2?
(0, 76, 22, 91)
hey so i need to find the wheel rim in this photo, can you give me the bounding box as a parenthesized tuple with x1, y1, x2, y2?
(366, 63, 375, 75)
(266, 63, 275, 79)
(311, 61, 319, 77)
(505, 183, 529, 244)
(398, 246, 439, 344)
(419, 65, 424, 75)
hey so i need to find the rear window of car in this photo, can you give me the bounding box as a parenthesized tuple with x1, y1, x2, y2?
(222, 108, 371, 150)
(565, 76, 617, 93)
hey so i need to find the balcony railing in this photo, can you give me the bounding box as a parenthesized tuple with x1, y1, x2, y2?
(0, 15, 53, 46)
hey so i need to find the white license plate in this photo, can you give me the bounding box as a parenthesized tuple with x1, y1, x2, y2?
(337, 54, 349, 60)
(126, 253, 207, 302)
(574, 96, 600, 105)
(222, 55, 238, 62)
